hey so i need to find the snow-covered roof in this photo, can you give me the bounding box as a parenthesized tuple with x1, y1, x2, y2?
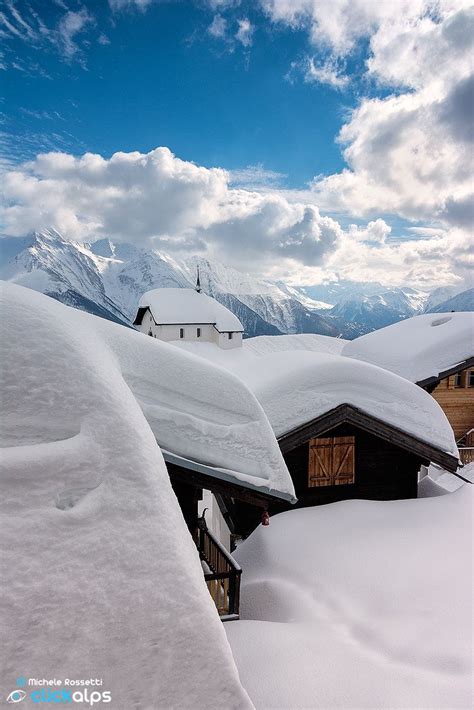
(172, 341, 458, 459)
(0, 282, 252, 709)
(237, 351, 458, 457)
(342, 312, 474, 384)
(244, 333, 348, 357)
(136, 287, 244, 332)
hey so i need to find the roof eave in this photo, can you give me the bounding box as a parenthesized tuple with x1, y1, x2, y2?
(416, 356, 474, 389)
(277, 403, 459, 473)
(162, 449, 297, 504)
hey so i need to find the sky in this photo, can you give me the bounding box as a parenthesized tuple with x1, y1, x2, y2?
(1, 0, 473, 290)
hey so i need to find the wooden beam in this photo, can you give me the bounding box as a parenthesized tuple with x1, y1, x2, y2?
(167, 463, 272, 508)
(278, 404, 459, 472)
(417, 357, 474, 390)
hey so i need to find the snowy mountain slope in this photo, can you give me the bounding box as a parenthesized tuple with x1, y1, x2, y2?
(0, 229, 130, 325)
(0, 231, 363, 337)
(330, 288, 429, 330)
(3, 229, 467, 338)
(181, 257, 361, 338)
(426, 287, 474, 313)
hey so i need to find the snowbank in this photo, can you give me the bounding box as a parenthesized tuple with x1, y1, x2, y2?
(243, 333, 348, 356)
(138, 287, 243, 331)
(343, 312, 474, 383)
(173, 339, 456, 458)
(0, 283, 253, 709)
(226, 488, 473, 709)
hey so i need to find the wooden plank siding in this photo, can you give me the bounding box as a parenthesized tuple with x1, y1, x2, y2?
(274, 423, 422, 511)
(430, 367, 474, 440)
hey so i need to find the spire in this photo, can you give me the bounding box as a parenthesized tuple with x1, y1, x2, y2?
(196, 265, 201, 293)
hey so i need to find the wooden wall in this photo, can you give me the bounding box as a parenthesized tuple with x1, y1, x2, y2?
(430, 368, 474, 439)
(273, 423, 422, 512)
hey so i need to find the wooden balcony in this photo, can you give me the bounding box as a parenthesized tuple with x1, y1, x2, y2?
(196, 525, 241, 621)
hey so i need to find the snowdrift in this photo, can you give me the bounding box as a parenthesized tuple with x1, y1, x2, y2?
(343, 311, 474, 383)
(226, 488, 473, 709)
(0, 283, 252, 709)
(175, 341, 457, 457)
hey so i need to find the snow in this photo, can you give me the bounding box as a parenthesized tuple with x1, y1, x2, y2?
(243, 333, 348, 356)
(174, 342, 458, 458)
(138, 287, 244, 331)
(343, 312, 474, 383)
(0, 282, 252, 709)
(226, 487, 473, 709)
(95, 324, 293, 500)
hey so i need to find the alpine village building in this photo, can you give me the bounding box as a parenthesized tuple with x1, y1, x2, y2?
(133, 285, 461, 619)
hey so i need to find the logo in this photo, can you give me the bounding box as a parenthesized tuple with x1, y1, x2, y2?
(6, 689, 27, 703)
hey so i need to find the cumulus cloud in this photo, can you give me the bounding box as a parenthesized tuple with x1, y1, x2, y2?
(3, 146, 470, 289)
(1, 147, 342, 270)
(264, 1, 474, 239)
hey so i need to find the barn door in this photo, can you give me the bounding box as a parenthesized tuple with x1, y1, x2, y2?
(308, 436, 355, 487)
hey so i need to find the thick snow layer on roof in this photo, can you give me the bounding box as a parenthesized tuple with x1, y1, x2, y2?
(139, 287, 244, 331)
(343, 312, 474, 383)
(226, 487, 473, 708)
(0, 282, 252, 709)
(96, 324, 293, 499)
(239, 352, 458, 455)
(243, 333, 348, 356)
(175, 341, 457, 457)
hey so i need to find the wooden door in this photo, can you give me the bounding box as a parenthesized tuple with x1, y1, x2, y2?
(308, 436, 355, 487)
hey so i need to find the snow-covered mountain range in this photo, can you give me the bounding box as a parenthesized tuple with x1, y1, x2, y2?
(0, 229, 472, 337)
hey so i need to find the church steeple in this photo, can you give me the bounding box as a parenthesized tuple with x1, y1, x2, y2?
(196, 265, 201, 293)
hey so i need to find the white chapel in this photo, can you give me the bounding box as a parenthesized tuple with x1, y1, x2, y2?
(133, 274, 244, 349)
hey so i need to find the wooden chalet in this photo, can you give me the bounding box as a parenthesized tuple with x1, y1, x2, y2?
(342, 313, 474, 467)
(417, 358, 474, 464)
(270, 404, 458, 513)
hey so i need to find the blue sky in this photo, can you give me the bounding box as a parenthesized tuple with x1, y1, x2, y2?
(2, 0, 355, 186)
(1, 1, 472, 289)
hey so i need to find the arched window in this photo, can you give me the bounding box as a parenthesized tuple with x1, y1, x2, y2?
(148, 330, 153, 336)
(179, 328, 184, 339)
(197, 328, 201, 338)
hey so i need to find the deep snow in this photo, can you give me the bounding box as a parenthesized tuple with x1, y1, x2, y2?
(343, 311, 474, 383)
(226, 488, 473, 709)
(174, 341, 458, 457)
(0, 283, 252, 709)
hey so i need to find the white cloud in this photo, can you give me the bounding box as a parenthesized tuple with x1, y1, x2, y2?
(263, 1, 474, 240)
(0, 2, 96, 65)
(208, 15, 227, 39)
(235, 18, 253, 47)
(57, 9, 94, 59)
(2, 146, 470, 289)
(347, 219, 391, 244)
(304, 57, 348, 89)
(108, 0, 153, 10)
(229, 164, 286, 188)
(1, 147, 342, 270)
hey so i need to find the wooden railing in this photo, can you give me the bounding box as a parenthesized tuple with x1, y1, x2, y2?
(459, 447, 474, 465)
(196, 525, 241, 621)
